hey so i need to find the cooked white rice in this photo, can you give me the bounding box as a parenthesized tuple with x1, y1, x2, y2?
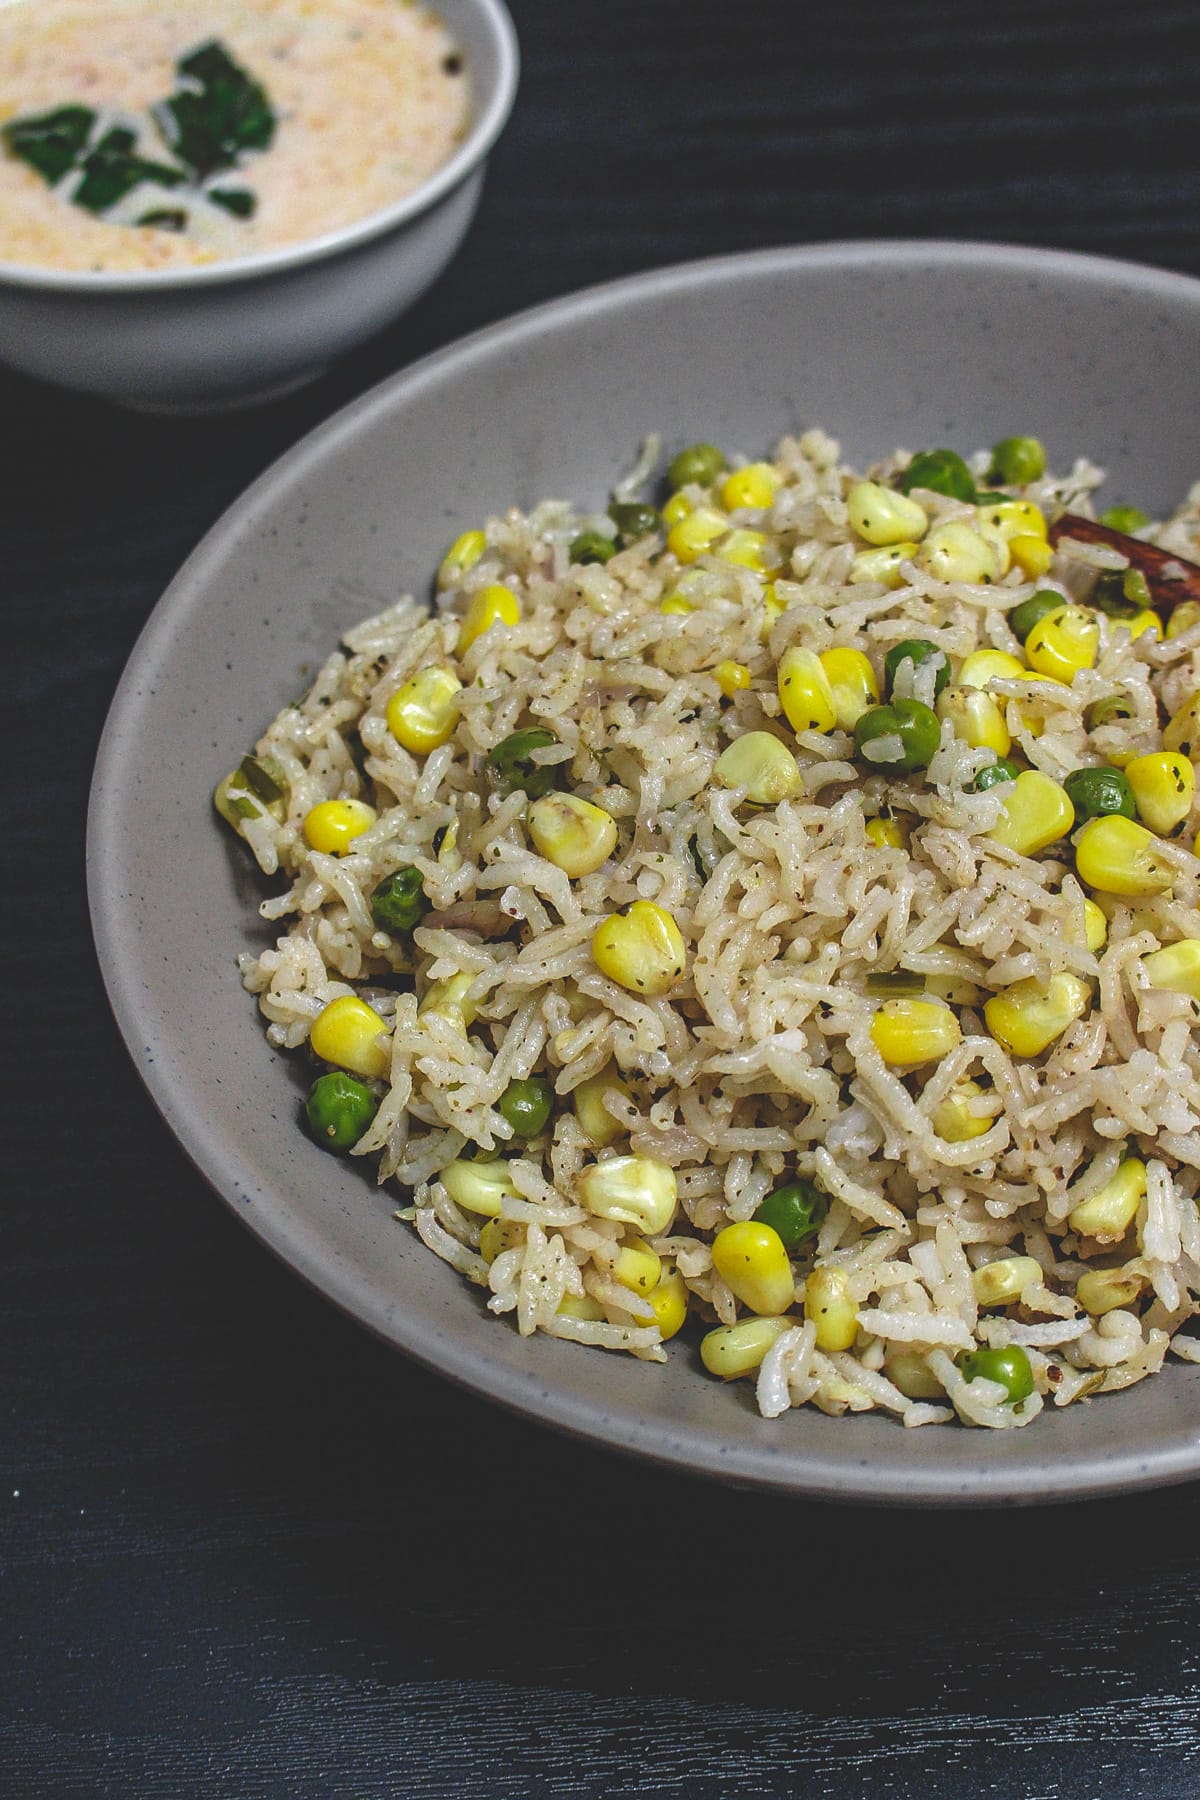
(224, 428, 1200, 1430)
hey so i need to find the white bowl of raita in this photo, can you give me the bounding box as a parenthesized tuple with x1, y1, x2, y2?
(0, 0, 518, 409)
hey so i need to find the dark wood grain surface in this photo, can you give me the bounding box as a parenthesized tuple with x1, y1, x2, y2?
(6, 2, 1200, 1794)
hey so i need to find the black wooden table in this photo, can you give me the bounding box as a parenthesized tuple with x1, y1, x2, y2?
(7, 3, 1200, 1794)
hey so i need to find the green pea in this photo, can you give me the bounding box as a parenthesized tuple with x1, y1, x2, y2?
(609, 500, 660, 544)
(987, 436, 1047, 486)
(1092, 567, 1152, 619)
(896, 449, 976, 503)
(752, 1180, 827, 1251)
(569, 530, 617, 566)
(972, 757, 1021, 793)
(1099, 505, 1150, 534)
(884, 638, 950, 700)
(957, 1345, 1034, 1404)
(305, 1071, 379, 1152)
(853, 698, 942, 773)
(497, 1076, 554, 1138)
(369, 866, 428, 934)
(487, 728, 560, 797)
(1009, 588, 1066, 643)
(1063, 765, 1136, 823)
(668, 443, 726, 490)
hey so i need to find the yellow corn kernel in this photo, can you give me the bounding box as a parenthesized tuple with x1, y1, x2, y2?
(931, 1078, 993, 1142)
(578, 1155, 677, 1234)
(592, 900, 687, 997)
(804, 1265, 859, 1351)
(645, 1269, 689, 1340)
(1068, 1157, 1147, 1242)
(612, 1236, 662, 1296)
(1167, 602, 1200, 640)
(1018, 704, 1054, 743)
(988, 769, 1074, 857)
(1125, 751, 1195, 837)
(849, 542, 920, 588)
(562, 983, 591, 1024)
(714, 730, 803, 804)
(457, 582, 520, 656)
(441, 1157, 518, 1217)
(865, 814, 907, 850)
(310, 994, 391, 1079)
(926, 973, 985, 1007)
(1075, 1264, 1148, 1316)
(777, 645, 837, 734)
(937, 684, 1011, 756)
(975, 521, 1013, 578)
(884, 1346, 944, 1400)
(972, 1255, 1043, 1307)
(572, 1069, 632, 1146)
(919, 520, 999, 584)
(700, 1315, 792, 1379)
(1142, 938, 1200, 998)
(870, 998, 962, 1066)
(712, 1221, 796, 1317)
(713, 659, 752, 697)
(1164, 691, 1200, 760)
(437, 528, 486, 590)
(667, 506, 728, 564)
(386, 666, 462, 754)
(721, 462, 780, 512)
(557, 1294, 606, 1321)
(958, 648, 1027, 689)
(419, 971, 478, 1028)
(847, 480, 929, 547)
(1009, 533, 1055, 579)
(983, 972, 1091, 1057)
(759, 583, 788, 640)
(819, 646, 880, 730)
(1123, 608, 1163, 643)
(661, 490, 692, 528)
(527, 793, 618, 877)
(1091, 894, 1160, 934)
(718, 527, 775, 572)
(479, 1218, 523, 1265)
(436, 820, 460, 869)
(1024, 605, 1099, 683)
(1074, 814, 1176, 896)
(660, 594, 696, 616)
(1084, 898, 1108, 952)
(976, 498, 1048, 542)
(302, 798, 377, 855)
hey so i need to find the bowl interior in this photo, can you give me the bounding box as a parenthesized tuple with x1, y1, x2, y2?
(89, 241, 1200, 1503)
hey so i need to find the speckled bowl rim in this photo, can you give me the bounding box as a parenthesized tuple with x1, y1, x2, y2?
(0, 0, 518, 292)
(89, 239, 1200, 1505)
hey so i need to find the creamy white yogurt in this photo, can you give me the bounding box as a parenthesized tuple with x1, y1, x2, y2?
(0, 0, 470, 271)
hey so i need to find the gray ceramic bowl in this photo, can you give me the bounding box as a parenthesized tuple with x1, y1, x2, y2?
(0, 0, 517, 412)
(89, 241, 1200, 1503)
